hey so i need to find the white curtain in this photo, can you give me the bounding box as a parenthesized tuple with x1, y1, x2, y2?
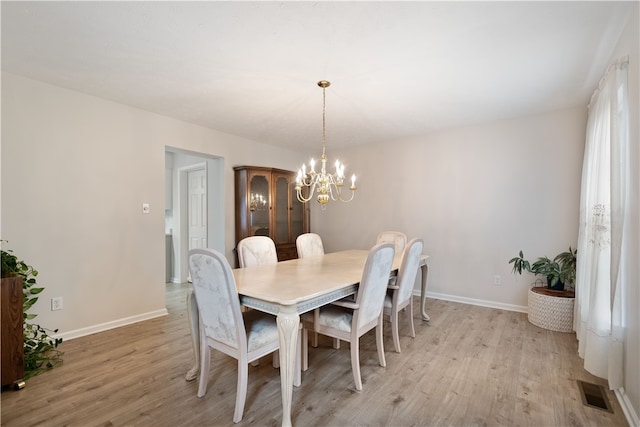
(574, 56, 629, 389)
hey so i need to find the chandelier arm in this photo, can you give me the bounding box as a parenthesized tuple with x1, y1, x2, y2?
(297, 195, 311, 203)
(296, 188, 313, 203)
(337, 188, 356, 203)
(328, 181, 342, 202)
(328, 184, 337, 202)
(296, 179, 318, 203)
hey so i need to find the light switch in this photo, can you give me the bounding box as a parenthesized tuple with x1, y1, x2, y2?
(142, 203, 150, 214)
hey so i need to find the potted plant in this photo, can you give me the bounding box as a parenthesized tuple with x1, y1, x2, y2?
(509, 247, 577, 291)
(1, 241, 63, 380)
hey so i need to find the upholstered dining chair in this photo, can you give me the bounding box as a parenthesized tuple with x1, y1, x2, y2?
(237, 235, 278, 267)
(296, 233, 325, 258)
(376, 231, 407, 254)
(383, 238, 423, 353)
(376, 231, 407, 287)
(188, 248, 300, 423)
(301, 243, 395, 391)
(236, 236, 281, 367)
(296, 232, 334, 349)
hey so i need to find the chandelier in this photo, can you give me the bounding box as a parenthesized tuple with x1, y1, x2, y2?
(295, 80, 356, 206)
(249, 192, 267, 211)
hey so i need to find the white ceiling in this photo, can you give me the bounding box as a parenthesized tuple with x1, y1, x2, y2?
(1, 1, 634, 151)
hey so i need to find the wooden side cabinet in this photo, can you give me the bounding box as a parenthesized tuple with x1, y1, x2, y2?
(1, 276, 25, 389)
(234, 166, 310, 262)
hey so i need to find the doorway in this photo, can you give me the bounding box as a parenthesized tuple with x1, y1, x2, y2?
(165, 147, 225, 284)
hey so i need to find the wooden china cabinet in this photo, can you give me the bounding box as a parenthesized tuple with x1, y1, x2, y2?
(234, 166, 310, 261)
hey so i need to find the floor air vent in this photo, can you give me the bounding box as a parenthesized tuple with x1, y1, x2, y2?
(577, 380, 613, 413)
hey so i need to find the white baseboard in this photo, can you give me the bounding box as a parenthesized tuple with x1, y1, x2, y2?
(615, 387, 640, 427)
(416, 290, 528, 314)
(57, 291, 522, 342)
(52, 309, 169, 341)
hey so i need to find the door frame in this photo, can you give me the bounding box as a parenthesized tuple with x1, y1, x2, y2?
(166, 147, 225, 283)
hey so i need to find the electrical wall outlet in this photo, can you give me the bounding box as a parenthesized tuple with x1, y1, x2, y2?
(494, 275, 501, 286)
(51, 297, 63, 311)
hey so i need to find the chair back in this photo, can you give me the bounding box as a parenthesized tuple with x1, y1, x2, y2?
(395, 238, 424, 304)
(189, 248, 245, 351)
(376, 231, 407, 254)
(237, 236, 278, 267)
(354, 243, 395, 330)
(296, 233, 325, 258)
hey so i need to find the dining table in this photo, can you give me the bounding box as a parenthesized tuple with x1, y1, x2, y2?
(185, 249, 430, 427)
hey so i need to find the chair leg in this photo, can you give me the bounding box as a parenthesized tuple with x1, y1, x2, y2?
(234, 359, 249, 423)
(350, 337, 362, 391)
(197, 344, 211, 398)
(311, 331, 318, 348)
(391, 309, 401, 353)
(272, 350, 280, 368)
(376, 315, 386, 368)
(407, 297, 416, 338)
(333, 338, 341, 349)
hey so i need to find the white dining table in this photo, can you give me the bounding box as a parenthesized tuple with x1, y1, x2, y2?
(185, 249, 429, 427)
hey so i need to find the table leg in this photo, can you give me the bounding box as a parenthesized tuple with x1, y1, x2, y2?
(277, 307, 299, 427)
(420, 263, 430, 321)
(185, 289, 200, 381)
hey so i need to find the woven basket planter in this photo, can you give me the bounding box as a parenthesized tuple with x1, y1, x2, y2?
(527, 287, 575, 333)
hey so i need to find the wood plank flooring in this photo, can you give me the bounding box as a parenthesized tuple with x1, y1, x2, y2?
(1, 282, 628, 426)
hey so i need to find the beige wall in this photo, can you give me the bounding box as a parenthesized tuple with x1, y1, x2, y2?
(313, 106, 586, 311)
(1, 72, 304, 338)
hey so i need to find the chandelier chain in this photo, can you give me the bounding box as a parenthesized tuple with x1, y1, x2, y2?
(322, 84, 328, 160)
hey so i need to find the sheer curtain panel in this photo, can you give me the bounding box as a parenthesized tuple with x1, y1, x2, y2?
(575, 56, 629, 389)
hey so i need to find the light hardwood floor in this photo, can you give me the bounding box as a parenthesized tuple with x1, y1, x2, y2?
(1, 282, 628, 426)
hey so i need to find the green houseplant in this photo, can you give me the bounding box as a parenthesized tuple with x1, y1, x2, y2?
(509, 247, 577, 291)
(1, 242, 63, 379)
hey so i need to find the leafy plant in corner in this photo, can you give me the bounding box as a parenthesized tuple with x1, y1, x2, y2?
(509, 247, 577, 291)
(1, 241, 63, 380)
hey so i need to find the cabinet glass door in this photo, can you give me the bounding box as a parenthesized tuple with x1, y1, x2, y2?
(249, 175, 270, 236)
(274, 175, 290, 243)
